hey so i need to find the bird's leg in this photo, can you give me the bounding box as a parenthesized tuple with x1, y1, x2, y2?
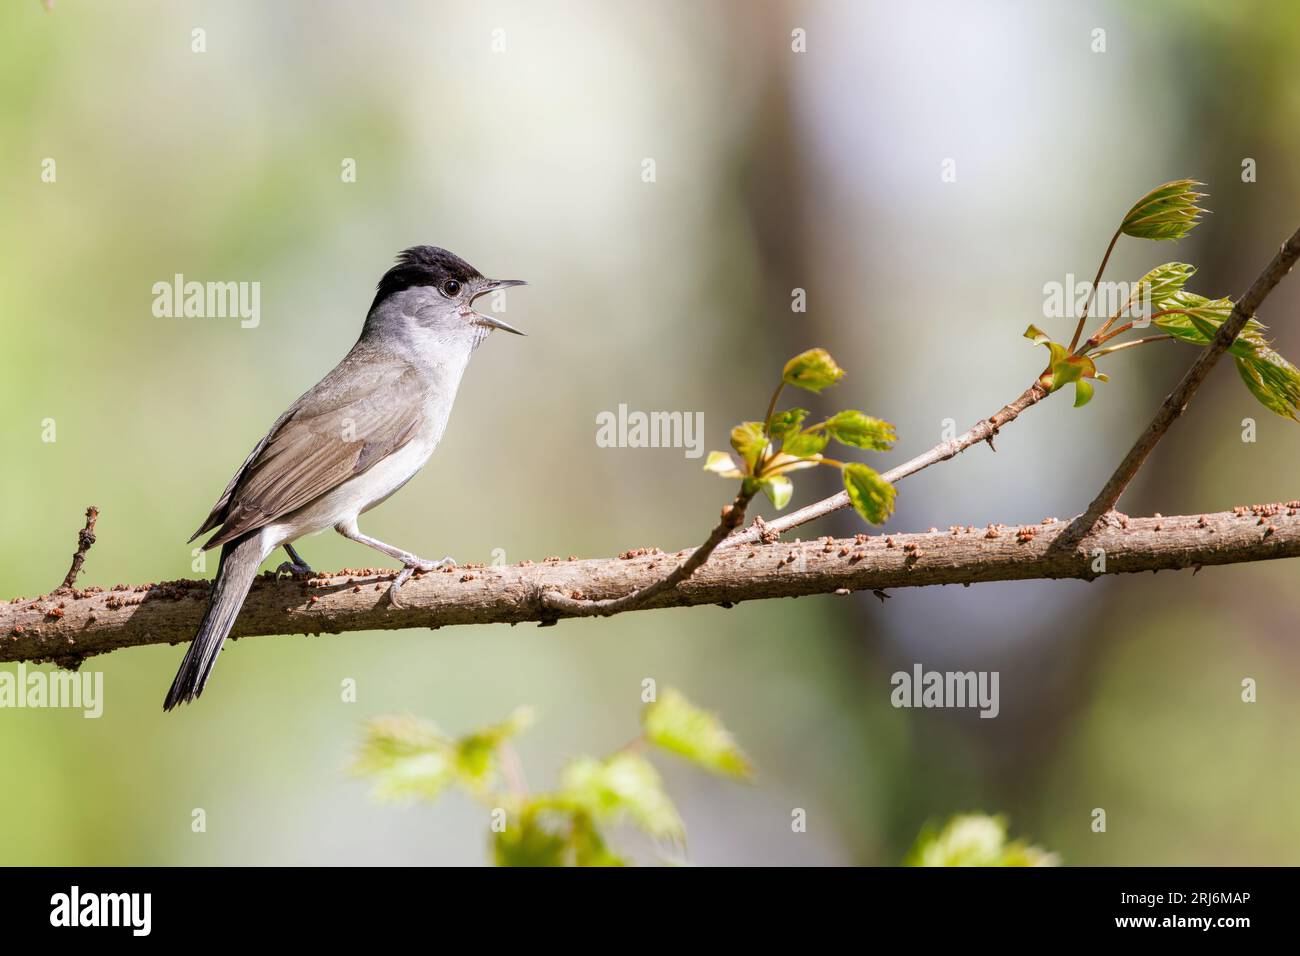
(334, 519, 455, 606)
(275, 542, 314, 576)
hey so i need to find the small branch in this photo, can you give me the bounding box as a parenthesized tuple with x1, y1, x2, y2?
(1092, 291, 1137, 342)
(58, 506, 99, 592)
(1088, 308, 1190, 350)
(5, 504, 1299, 666)
(761, 382, 785, 436)
(726, 382, 1049, 547)
(1069, 227, 1122, 352)
(542, 492, 752, 617)
(1063, 225, 1300, 543)
(1089, 334, 1175, 358)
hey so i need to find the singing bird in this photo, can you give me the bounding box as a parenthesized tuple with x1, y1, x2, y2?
(166, 246, 526, 710)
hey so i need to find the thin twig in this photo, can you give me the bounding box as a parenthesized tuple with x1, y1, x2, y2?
(57, 506, 99, 592)
(1088, 308, 1193, 350)
(1089, 334, 1175, 358)
(540, 491, 753, 617)
(1060, 225, 1300, 544)
(1069, 227, 1122, 351)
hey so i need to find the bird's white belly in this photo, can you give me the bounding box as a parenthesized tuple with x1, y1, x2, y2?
(260, 434, 438, 550)
(255, 357, 464, 555)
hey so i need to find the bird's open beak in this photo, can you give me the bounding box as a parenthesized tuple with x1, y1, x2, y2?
(470, 279, 527, 335)
(473, 312, 526, 335)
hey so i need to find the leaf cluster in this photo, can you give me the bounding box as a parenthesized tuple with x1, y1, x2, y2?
(705, 348, 898, 524)
(1027, 180, 1300, 420)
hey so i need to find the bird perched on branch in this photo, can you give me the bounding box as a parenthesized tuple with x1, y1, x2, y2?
(165, 246, 526, 710)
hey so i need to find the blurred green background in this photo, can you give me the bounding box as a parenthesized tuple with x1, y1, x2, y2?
(2, 0, 1298, 865)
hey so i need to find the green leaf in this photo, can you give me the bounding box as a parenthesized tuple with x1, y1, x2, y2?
(1072, 378, 1094, 408)
(767, 408, 809, 442)
(1028, 332, 1100, 400)
(703, 450, 743, 478)
(642, 688, 755, 780)
(756, 475, 793, 509)
(1133, 261, 1195, 312)
(1050, 358, 1084, 390)
(1023, 324, 1051, 345)
(842, 462, 895, 525)
(782, 348, 845, 393)
(904, 814, 1058, 867)
(1026, 330, 1068, 371)
(1236, 351, 1300, 422)
(729, 421, 768, 471)
(559, 752, 684, 842)
(781, 429, 829, 458)
(1146, 287, 1300, 421)
(823, 410, 897, 450)
(1120, 179, 1208, 241)
(1154, 291, 1270, 358)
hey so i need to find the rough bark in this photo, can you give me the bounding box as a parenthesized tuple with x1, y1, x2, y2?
(5, 504, 1297, 668)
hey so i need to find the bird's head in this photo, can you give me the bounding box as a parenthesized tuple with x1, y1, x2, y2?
(365, 245, 526, 347)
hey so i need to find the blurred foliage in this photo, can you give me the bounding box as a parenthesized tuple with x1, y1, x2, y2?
(352, 688, 753, 866)
(905, 814, 1058, 868)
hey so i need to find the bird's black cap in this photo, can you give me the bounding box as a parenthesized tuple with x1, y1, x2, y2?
(370, 246, 483, 314)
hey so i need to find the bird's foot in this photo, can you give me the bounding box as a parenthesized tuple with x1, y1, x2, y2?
(388, 555, 456, 607)
(278, 543, 313, 576)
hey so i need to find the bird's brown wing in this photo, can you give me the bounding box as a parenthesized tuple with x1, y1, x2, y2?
(191, 356, 427, 550)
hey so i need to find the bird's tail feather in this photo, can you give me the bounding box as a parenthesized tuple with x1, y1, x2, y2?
(164, 533, 263, 711)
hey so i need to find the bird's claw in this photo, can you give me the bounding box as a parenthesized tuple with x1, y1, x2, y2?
(275, 561, 313, 577)
(388, 556, 456, 607)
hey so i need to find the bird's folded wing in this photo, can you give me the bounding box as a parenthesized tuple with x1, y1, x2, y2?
(193, 358, 427, 549)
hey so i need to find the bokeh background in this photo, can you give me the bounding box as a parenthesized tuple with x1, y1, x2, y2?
(2, 0, 1298, 865)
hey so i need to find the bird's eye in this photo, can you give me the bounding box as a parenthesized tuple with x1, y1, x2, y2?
(441, 279, 461, 297)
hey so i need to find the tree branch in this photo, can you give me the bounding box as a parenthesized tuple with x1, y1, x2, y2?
(6, 503, 1298, 667)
